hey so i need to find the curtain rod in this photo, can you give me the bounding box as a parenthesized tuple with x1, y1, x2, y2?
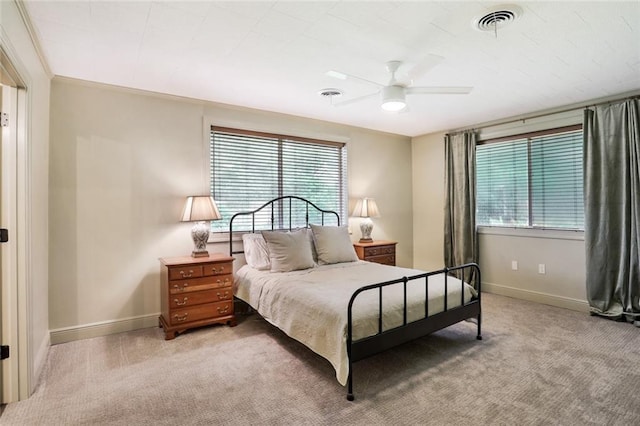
(446, 94, 640, 136)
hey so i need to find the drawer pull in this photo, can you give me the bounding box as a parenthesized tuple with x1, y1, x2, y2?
(174, 297, 188, 306)
(174, 313, 188, 322)
(211, 266, 225, 274)
(217, 291, 230, 300)
(179, 270, 194, 278)
(216, 278, 230, 285)
(217, 306, 230, 314)
(173, 283, 189, 290)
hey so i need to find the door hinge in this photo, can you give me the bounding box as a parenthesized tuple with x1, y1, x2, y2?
(0, 228, 8, 243)
(0, 345, 9, 360)
(1, 112, 8, 127)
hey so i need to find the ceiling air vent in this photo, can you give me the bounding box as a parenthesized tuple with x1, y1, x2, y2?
(318, 88, 343, 98)
(473, 5, 522, 32)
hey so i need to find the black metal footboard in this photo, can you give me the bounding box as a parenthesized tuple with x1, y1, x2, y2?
(346, 263, 482, 401)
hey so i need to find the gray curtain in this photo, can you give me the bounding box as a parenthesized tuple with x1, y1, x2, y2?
(584, 99, 640, 323)
(444, 131, 478, 276)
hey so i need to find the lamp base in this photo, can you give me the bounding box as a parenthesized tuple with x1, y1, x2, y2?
(359, 218, 374, 243)
(191, 250, 209, 258)
(191, 221, 210, 258)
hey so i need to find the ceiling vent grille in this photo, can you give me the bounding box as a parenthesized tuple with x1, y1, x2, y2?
(318, 88, 343, 98)
(474, 5, 522, 32)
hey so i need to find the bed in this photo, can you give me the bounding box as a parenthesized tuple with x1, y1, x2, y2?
(229, 196, 482, 400)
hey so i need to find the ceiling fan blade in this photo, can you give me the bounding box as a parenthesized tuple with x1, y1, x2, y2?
(406, 86, 473, 95)
(332, 91, 380, 107)
(406, 54, 445, 82)
(326, 70, 384, 87)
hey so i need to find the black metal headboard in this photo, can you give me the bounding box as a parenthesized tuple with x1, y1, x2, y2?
(229, 196, 341, 256)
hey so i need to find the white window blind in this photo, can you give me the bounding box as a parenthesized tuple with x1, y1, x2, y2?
(476, 126, 584, 230)
(210, 127, 347, 232)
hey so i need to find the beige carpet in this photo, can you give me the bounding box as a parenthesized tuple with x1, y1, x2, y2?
(1, 293, 639, 425)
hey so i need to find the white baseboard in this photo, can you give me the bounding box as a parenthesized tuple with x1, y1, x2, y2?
(48, 286, 589, 344)
(50, 313, 160, 345)
(483, 282, 589, 313)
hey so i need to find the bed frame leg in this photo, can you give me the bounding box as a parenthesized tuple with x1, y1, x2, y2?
(347, 372, 355, 401)
(476, 313, 482, 340)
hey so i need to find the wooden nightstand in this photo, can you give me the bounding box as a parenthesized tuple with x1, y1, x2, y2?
(159, 253, 236, 340)
(353, 241, 397, 266)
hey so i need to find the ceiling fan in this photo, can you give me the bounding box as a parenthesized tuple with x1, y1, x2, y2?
(327, 56, 473, 112)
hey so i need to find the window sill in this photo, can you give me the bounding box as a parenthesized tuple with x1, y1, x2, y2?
(478, 226, 584, 241)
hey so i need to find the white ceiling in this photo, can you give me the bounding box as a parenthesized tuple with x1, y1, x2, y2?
(24, 1, 640, 137)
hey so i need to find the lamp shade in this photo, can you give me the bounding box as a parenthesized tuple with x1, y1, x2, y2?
(352, 198, 380, 218)
(181, 196, 221, 222)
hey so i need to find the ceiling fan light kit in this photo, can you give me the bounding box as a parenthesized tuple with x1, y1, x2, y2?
(381, 86, 406, 111)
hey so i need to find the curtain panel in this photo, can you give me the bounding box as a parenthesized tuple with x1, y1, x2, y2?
(583, 99, 640, 323)
(444, 132, 478, 282)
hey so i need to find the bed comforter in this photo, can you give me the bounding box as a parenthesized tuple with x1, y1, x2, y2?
(235, 260, 476, 386)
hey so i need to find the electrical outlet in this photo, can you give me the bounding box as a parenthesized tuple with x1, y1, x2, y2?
(538, 264, 546, 274)
(511, 260, 518, 271)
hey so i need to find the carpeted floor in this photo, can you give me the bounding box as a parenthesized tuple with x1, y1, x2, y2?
(1, 293, 638, 425)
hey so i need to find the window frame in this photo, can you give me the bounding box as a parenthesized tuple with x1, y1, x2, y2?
(476, 124, 584, 232)
(208, 126, 348, 236)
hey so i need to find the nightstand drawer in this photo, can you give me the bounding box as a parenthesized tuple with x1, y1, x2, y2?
(170, 300, 233, 326)
(169, 274, 233, 294)
(168, 265, 203, 280)
(368, 254, 395, 266)
(202, 262, 232, 276)
(364, 246, 395, 257)
(353, 241, 397, 266)
(170, 288, 233, 308)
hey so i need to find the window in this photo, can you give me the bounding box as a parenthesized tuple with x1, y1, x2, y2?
(476, 125, 584, 230)
(210, 127, 347, 232)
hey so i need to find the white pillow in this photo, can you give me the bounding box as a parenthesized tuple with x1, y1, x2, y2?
(261, 230, 315, 272)
(310, 224, 358, 265)
(242, 233, 271, 270)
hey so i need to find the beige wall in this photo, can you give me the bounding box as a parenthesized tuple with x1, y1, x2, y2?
(49, 78, 412, 340)
(411, 131, 446, 271)
(412, 130, 588, 312)
(478, 231, 586, 310)
(1, 0, 51, 400)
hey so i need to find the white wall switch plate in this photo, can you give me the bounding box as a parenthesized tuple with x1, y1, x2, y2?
(538, 264, 546, 274)
(511, 260, 518, 271)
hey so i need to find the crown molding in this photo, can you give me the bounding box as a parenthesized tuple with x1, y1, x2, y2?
(14, 0, 53, 79)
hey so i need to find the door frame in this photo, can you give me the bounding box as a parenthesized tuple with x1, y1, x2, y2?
(1, 45, 29, 403)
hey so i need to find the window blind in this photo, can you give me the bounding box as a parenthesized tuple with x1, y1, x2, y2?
(476, 138, 529, 227)
(476, 127, 583, 230)
(210, 128, 347, 232)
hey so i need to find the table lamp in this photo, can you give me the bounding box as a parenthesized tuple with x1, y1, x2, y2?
(352, 198, 380, 243)
(181, 195, 222, 257)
